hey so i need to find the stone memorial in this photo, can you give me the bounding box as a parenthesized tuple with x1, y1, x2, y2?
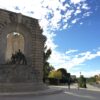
(0, 9, 46, 92)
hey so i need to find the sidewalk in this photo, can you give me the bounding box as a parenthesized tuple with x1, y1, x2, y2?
(0, 87, 63, 96)
(73, 83, 100, 92)
(85, 84, 100, 92)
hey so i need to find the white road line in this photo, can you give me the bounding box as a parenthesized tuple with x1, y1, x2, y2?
(64, 91, 96, 99)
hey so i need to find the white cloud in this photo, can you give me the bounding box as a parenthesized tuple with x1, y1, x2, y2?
(80, 22, 83, 25)
(74, 9, 81, 16)
(83, 12, 92, 17)
(60, 0, 66, 3)
(63, 23, 68, 29)
(48, 10, 62, 30)
(82, 3, 90, 10)
(43, 31, 58, 50)
(70, 0, 86, 4)
(72, 18, 79, 24)
(66, 49, 78, 54)
(64, 10, 74, 17)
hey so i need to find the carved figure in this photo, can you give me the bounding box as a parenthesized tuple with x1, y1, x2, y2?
(10, 49, 27, 65)
(11, 53, 16, 64)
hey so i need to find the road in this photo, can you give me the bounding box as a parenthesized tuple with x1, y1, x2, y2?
(0, 87, 100, 100)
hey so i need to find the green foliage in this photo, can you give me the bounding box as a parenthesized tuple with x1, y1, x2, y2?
(48, 70, 62, 85)
(44, 47, 52, 61)
(86, 76, 96, 84)
(79, 75, 87, 88)
(43, 46, 52, 82)
(48, 70, 62, 79)
(57, 68, 67, 79)
(57, 68, 67, 76)
(48, 71, 55, 78)
(55, 70, 62, 79)
(48, 67, 73, 85)
(57, 68, 71, 83)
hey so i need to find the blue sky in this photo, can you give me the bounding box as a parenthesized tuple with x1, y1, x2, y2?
(0, 0, 100, 77)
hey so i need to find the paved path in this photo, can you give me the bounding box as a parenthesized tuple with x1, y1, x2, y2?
(49, 83, 100, 92)
(0, 88, 100, 100)
(0, 84, 99, 100)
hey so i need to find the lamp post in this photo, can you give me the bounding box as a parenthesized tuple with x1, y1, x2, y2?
(80, 72, 81, 76)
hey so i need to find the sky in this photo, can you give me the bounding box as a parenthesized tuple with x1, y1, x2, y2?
(0, 0, 100, 77)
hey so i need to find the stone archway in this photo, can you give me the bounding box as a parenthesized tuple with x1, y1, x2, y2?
(0, 9, 46, 92)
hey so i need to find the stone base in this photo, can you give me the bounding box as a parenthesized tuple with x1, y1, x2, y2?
(0, 82, 48, 92)
(0, 64, 39, 83)
(0, 65, 47, 92)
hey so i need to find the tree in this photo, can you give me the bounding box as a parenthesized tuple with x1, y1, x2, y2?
(57, 68, 67, 76)
(87, 77, 96, 83)
(57, 68, 68, 83)
(48, 70, 62, 79)
(48, 70, 62, 85)
(55, 70, 62, 79)
(43, 46, 52, 82)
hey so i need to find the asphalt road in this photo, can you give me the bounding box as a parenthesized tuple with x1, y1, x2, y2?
(0, 89, 100, 100)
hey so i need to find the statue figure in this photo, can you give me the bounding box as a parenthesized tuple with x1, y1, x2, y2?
(21, 53, 27, 65)
(10, 49, 27, 65)
(11, 53, 16, 64)
(16, 49, 22, 64)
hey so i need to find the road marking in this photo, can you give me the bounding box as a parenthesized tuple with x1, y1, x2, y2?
(64, 91, 96, 99)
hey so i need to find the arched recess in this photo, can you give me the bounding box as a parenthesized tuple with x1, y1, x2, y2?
(6, 32, 24, 62)
(0, 23, 33, 65)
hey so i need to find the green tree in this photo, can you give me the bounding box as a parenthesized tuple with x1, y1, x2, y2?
(57, 68, 68, 83)
(87, 76, 96, 83)
(48, 70, 55, 78)
(57, 68, 67, 76)
(43, 46, 52, 82)
(55, 70, 62, 79)
(48, 70, 62, 85)
(48, 70, 62, 79)
(79, 75, 87, 88)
